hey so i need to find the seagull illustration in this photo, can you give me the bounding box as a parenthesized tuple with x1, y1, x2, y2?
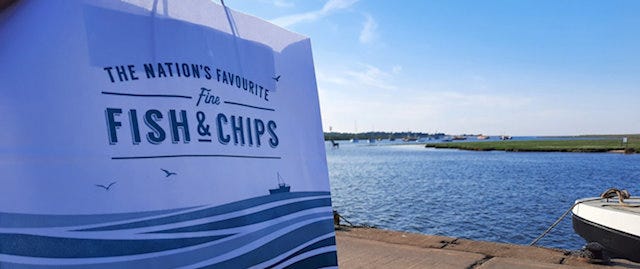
(272, 75, 281, 82)
(161, 168, 177, 177)
(95, 181, 117, 191)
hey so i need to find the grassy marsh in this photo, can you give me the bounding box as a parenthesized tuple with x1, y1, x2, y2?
(425, 138, 640, 153)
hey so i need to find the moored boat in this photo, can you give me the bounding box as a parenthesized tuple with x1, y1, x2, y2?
(402, 136, 418, 142)
(572, 189, 640, 262)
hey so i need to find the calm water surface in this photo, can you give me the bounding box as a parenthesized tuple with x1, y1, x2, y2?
(326, 141, 640, 250)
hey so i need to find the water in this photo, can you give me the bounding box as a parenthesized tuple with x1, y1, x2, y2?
(326, 141, 640, 250)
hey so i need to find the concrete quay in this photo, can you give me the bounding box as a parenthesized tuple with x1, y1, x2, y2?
(335, 226, 640, 269)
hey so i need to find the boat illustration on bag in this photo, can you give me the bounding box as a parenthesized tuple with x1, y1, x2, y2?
(269, 172, 291, 194)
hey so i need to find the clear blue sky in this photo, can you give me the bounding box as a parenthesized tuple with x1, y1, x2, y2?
(220, 0, 639, 136)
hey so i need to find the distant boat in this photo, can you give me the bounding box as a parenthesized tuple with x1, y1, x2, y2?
(439, 135, 453, 142)
(351, 122, 359, 143)
(572, 189, 640, 262)
(269, 173, 290, 194)
(452, 135, 467, 140)
(402, 136, 418, 142)
(477, 135, 490, 140)
(500, 135, 512, 140)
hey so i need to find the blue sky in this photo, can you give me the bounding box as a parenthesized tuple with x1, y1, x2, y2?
(220, 0, 639, 136)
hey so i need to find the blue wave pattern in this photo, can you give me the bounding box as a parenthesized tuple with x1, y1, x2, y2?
(0, 192, 337, 268)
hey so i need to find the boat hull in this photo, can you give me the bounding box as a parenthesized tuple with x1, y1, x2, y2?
(573, 213, 640, 262)
(269, 186, 290, 194)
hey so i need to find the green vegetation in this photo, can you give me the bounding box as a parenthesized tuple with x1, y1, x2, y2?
(425, 138, 640, 153)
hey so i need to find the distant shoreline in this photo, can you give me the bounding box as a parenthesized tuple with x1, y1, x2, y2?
(424, 139, 638, 154)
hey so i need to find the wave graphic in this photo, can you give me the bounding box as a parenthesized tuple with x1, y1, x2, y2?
(0, 192, 337, 268)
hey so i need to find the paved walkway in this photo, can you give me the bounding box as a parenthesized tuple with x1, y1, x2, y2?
(335, 227, 640, 269)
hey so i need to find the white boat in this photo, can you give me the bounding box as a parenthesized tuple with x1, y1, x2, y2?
(401, 136, 418, 142)
(452, 135, 467, 140)
(572, 190, 640, 262)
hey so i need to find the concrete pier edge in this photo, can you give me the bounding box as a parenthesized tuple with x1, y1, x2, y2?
(334, 225, 640, 269)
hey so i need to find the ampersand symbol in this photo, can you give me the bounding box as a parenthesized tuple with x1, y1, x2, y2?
(196, 111, 211, 136)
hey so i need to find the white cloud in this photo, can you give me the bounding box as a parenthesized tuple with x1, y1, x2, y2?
(318, 89, 537, 134)
(316, 71, 350, 85)
(270, 0, 359, 27)
(392, 65, 402, 74)
(434, 91, 532, 109)
(319, 71, 640, 135)
(345, 65, 396, 90)
(359, 13, 378, 44)
(258, 0, 294, 8)
(322, 0, 359, 12)
(318, 64, 399, 91)
(272, 0, 294, 8)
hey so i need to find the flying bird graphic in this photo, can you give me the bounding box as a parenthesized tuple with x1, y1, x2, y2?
(95, 181, 117, 191)
(272, 75, 281, 82)
(161, 169, 177, 177)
